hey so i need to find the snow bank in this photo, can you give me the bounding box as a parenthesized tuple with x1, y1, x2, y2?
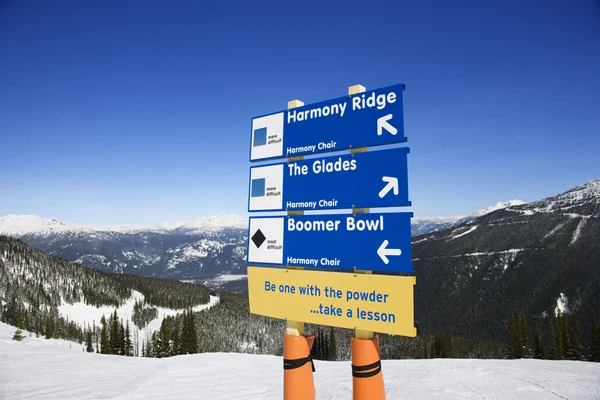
(1, 321, 599, 399)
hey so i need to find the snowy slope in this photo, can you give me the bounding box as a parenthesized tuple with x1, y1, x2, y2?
(1, 322, 599, 400)
(56, 291, 220, 356)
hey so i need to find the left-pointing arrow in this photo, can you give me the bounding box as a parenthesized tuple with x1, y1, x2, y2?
(377, 240, 402, 264)
(378, 176, 399, 198)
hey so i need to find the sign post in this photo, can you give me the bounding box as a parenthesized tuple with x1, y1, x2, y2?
(282, 99, 316, 400)
(346, 84, 385, 400)
(246, 83, 414, 400)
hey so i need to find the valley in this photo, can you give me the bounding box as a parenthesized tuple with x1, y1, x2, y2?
(1, 178, 599, 360)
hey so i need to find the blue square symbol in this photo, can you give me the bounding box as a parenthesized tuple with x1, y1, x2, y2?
(253, 127, 267, 147)
(251, 178, 266, 197)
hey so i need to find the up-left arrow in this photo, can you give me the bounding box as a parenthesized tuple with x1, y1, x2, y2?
(377, 114, 398, 136)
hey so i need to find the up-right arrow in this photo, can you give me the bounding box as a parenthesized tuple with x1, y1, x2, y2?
(377, 240, 402, 264)
(378, 176, 399, 198)
(377, 114, 398, 136)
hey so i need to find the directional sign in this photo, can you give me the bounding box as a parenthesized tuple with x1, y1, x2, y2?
(246, 212, 413, 273)
(247, 147, 410, 212)
(249, 84, 405, 162)
(247, 266, 416, 336)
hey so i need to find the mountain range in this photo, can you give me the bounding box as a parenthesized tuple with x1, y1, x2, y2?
(0, 214, 248, 285)
(0, 200, 526, 288)
(1, 177, 599, 349)
(412, 178, 600, 341)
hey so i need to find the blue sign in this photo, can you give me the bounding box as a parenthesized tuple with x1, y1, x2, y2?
(246, 212, 413, 273)
(249, 84, 406, 162)
(248, 147, 410, 212)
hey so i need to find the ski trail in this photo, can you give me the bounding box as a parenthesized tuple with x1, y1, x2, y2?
(570, 218, 586, 245)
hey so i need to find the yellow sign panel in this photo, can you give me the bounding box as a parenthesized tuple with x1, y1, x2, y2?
(247, 266, 416, 337)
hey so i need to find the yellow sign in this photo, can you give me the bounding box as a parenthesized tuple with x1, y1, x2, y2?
(247, 266, 416, 337)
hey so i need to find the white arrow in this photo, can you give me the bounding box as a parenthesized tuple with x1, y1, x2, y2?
(378, 176, 399, 198)
(377, 114, 397, 136)
(377, 240, 402, 264)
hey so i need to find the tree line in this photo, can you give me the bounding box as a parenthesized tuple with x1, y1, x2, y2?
(4, 234, 600, 363)
(142, 309, 199, 358)
(506, 309, 600, 361)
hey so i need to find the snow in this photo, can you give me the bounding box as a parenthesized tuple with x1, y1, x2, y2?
(165, 239, 225, 269)
(0, 215, 91, 237)
(203, 274, 248, 285)
(473, 200, 527, 216)
(556, 178, 600, 203)
(412, 215, 467, 223)
(174, 214, 248, 234)
(448, 225, 478, 240)
(529, 179, 600, 213)
(1, 322, 599, 399)
(543, 222, 566, 240)
(570, 218, 587, 245)
(417, 249, 530, 262)
(211, 274, 248, 283)
(57, 290, 219, 356)
(555, 293, 570, 316)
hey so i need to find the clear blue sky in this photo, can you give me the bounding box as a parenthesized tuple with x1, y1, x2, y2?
(1, 0, 599, 225)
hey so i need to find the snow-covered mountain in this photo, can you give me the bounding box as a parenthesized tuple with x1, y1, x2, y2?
(411, 199, 527, 236)
(0, 214, 248, 283)
(0, 214, 247, 237)
(412, 178, 600, 341)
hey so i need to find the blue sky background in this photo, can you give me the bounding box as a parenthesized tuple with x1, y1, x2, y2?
(1, 0, 599, 225)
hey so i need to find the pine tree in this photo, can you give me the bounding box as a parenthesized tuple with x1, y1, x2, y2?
(100, 314, 110, 354)
(322, 327, 329, 361)
(179, 310, 198, 355)
(560, 313, 572, 359)
(569, 316, 583, 360)
(171, 318, 181, 356)
(328, 327, 337, 361)
(549, 318, 562, 360)
(311, 327, 325, 360)
(533, 320, 545, 359)
(12, 328, 24, 341)
(590, 311, 600, 362)
(507, 311, 522, 358)
(108, 310, 121, 355)
(45, 318, 53, 340)
(93, 320, 98, 353)
(86, 329, 94, 353)
(187, 310, 199, 354)
(119, 319, 125, 355)
(16, 314, 25, 330)
(519, 311, 531, 357)
(157, 318, 172, 357)
(432, 332, 453, 358)
(124, 320, 132, 356)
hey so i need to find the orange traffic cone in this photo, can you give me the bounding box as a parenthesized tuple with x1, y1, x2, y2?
(351, 335, 386, 400)
(283, 333, 316, 400)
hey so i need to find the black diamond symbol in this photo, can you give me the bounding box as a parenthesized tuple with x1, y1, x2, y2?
(252, 229, 266, 248)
